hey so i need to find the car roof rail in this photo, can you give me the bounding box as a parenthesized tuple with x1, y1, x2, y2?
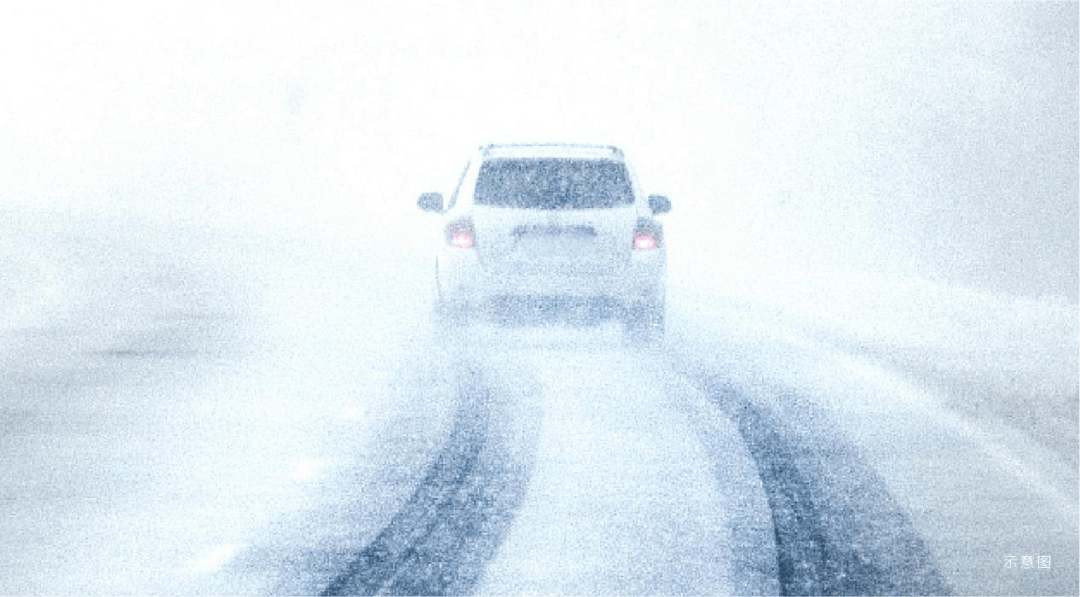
(478, 143, 623, 158)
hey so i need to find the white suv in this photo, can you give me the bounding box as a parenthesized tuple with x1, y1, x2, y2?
(418, 143, 671, 337)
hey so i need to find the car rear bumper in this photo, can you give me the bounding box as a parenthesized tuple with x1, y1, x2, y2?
(436, 248, 665, 307)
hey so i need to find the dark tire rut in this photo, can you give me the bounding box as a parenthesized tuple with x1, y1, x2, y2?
(697, 375, 952, 596)
(322, 371, 526, 596)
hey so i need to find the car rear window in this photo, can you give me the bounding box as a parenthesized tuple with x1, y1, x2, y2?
(473, 159, 633, 209)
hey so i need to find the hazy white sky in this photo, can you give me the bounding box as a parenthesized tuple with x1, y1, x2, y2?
(2, 1, 1076, 299)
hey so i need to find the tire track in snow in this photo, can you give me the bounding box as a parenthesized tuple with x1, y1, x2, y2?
(694, 374, 952, 596)
(327, 337, 951, 595)
(322, 370, 527, 596)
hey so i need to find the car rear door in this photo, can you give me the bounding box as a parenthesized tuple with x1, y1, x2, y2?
(468, 158, 637, 277)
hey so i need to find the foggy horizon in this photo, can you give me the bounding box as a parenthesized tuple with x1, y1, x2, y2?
(2, 1, 1076, 300)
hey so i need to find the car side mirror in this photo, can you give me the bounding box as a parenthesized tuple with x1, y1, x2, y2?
(648, 195, 671, 215)
(418, 192, 444, 213)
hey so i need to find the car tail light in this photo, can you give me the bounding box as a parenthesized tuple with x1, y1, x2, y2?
(634, 232, 658, 250)
(633, 220, 662, 250)
(446, 218, 476, 248)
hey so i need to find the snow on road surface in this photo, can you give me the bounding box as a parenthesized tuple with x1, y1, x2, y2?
(1, 212, 1076, 595)
(665, 289, 1078, 596)
(469, 332, 776, 595)
(0, 213, 457, 594)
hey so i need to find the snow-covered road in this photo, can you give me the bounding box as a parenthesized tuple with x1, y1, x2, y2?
(1, 214, 1076, 595)
(470, 335, 774, 595)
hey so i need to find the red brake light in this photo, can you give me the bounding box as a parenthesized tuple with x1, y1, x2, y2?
(633, 218, 662, 250)
(450, 230, 475, 248)
(446, 219, 475, 248)
(633, 232, 658, 250)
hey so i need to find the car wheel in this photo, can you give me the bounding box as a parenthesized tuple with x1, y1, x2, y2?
(623, 297, 665, 341)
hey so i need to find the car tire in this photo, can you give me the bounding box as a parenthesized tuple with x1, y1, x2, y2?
(623, 297, 665, 341)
